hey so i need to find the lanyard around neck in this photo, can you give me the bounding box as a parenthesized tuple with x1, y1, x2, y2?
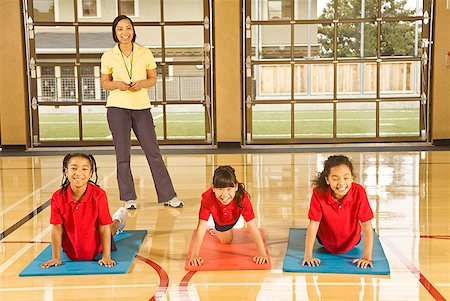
(119, 43, 134, 84)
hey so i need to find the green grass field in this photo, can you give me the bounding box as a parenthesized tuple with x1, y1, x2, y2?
(252, 109, 420, 138)
(38, 109, 420, 141)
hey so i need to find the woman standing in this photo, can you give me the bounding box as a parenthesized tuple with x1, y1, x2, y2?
(101, 15, 183, 209)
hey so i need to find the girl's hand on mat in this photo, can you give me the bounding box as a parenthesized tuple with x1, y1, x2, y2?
(253, 256, 268, 264)
(98, 257, 116, 267)
(352, 258, 373, 269)
(189, 257, 204, 266)
(41, 259, 62, 268)
(302, 257, 321, 267)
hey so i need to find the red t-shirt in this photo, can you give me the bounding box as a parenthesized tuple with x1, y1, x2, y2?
(50, 183, 113, 261)
(199, 187, 255, 226)
(308, 182, 374, 254)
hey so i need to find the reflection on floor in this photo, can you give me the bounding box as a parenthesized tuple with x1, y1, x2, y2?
(0, 151, 449, 300)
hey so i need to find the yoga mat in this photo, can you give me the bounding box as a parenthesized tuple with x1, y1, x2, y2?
(282, 228, 390, 275)
(19, 230, 147, 277)
(185, 228, 271, 271)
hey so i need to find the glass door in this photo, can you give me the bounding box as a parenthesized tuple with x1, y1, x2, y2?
(24, 0, 213, 146)
(244, 0, 432, 144)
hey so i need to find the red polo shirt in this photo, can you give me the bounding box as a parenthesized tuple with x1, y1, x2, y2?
(50, 183, 113, 261)
(308, 182, 374, 254)
(199, 187, 255, 226)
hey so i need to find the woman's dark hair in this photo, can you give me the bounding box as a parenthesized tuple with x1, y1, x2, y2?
(312, 155, 355, 192)
(61, 153, 99, 194)
(112, 15, 136, 43)
(213, 165, 247, 208)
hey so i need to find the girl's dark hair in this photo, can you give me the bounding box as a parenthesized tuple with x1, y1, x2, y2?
(213, 165, 247, 208)
(61, 153, 99, 194)
(112, 15, 136, 43)
(312, 155, 355, 192)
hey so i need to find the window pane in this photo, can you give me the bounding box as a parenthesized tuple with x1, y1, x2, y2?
(252, 104, 291, 139)
(39, 106, 79, 140)
(38, 66, 77, 102)
(337, 22, 377, 58)
(295, 103, 333, 138)
(37, 66, 56, 102)
(380, 101, 420, 137)
(295, 24, 332, 59)
(381, 21, 422, 57)
(134, 27, 162, 59)
(61, 66, 77, 101)
(81, 0, 97, 17)
(315, 0, 335, 19)
(166, 105, 205, 140)
(363, 63, 377, 96)
(252, 25, 291, 60)
(337, 102, 376, 138)
(316, 23, 334, 58)
(79, 26, 114, 60)
(165, 26, 204, 61)
(164, 0, 204, 21)
(338, 0, 377, 18)
(166, 65, 204, 101)
(310, 64, 333, 97)
(81, 66, 104, 102)
(337, 63, 360, 97)
(381, 0, 423, 17)
(380, 61, 420, 97)
(293, 65, 307, 96)
(248, 0, 334, 21)
(131, 0, 160, 21)
(252, 0, 294, 20)
(151, 106, 164, 140)
(120, 0, 135, 16)
(35, 26, 76, 60)
(82, 106, 111, 140)
(33, 0, 75, 22)
(32, 0, 56, 22)
(254, 65, 291, 100)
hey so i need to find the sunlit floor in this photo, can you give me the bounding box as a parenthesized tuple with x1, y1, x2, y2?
(0, 151, 449, 300)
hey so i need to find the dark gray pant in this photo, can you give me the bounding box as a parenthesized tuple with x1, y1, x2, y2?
(107, 107, 176, 203)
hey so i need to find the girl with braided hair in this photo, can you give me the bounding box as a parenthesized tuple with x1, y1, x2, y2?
(41, 153, 128, 268)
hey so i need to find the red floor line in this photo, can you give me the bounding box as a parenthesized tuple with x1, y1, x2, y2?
(383, 237, 447, 301)
(420, 235, 450, 240)
(178, 271, 197, 301)
(135, 254, 169, 301)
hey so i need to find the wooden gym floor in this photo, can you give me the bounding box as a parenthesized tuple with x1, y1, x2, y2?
(0, 151, 449, 300)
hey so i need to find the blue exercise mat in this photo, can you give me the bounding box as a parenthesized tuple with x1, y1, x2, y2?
(19, 230, 147, 277)
(282, 228, 390, 275)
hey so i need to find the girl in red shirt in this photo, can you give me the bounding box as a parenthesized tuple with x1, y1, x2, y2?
(302, 155, 374, 269)
(41, 153, 128, 268)
(189, 165, 268, 266)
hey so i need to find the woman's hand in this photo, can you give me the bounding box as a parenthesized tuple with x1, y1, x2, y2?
(253, 255, 268, 264)
(41, 258, 62, 268)
(189, 256, 204, 266)
(128, 80, 144, 92)
(352, 258, 373, 269)
(116, 81, 131, 91)
(98, 257, 116, 267)
(302, 257, 321, 267)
